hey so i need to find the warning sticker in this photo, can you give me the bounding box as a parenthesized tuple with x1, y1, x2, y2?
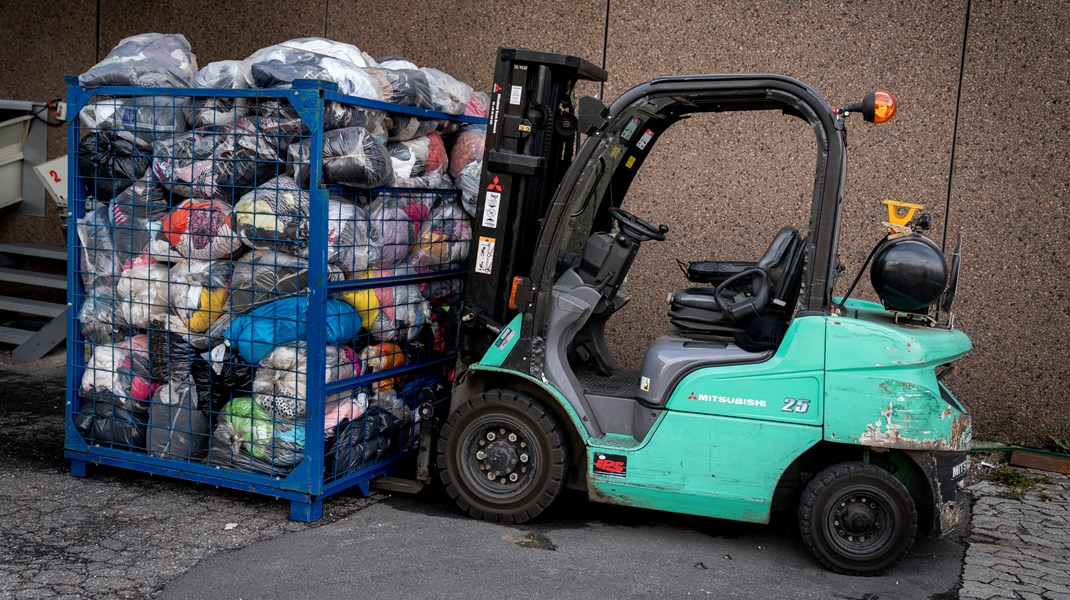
(509, 85, 523, 106)
(636, 129, 655, 150)
(625, 156, 636, 169)
(475, 237, 496, 274)
(640, 376, 651, 392)
(621, 116, 641, 142)
(482, 191, 501, 228)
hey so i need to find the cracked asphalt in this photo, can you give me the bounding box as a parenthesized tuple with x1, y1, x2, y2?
(21, 350, 1070, 599)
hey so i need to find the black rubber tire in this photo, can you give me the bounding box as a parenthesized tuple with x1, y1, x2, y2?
(798, 462, 917, 576)
(437, 389, 568, 524)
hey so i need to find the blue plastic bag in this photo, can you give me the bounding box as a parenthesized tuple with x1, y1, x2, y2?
(222, 297, 360, 363)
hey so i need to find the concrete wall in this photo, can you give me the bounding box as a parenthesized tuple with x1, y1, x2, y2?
(1, 0, 1066, 446)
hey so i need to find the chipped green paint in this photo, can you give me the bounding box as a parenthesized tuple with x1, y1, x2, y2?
(824, 306, 972, 452)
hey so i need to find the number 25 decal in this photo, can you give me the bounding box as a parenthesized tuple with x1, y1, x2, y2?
(782, 397, 811, 413)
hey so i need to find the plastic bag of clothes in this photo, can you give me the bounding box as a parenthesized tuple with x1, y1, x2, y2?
(151, 118, 279, 200)
(115, 264, 171, 329)
(79, 284, 130, 344)
(109, 177, 171, 266)
(465, 91, 490, 118)
(420, 68, 474, 116)
(388, 132, 448, 188)
(168, 259, 232, 333)
(80, 335, 155, 405)
(252, 342, 354, 421)
(289, 127, 394, 189)
(187, 60, 253, 128)
(364, 67, 433, 108)
(330, 389, 416, 469)
(78, 33, 197, 88)
(370, 280, 429, 344)
(229, 249, 344, 314)
(209, 397, 306, 471)
(77, 205, 121, 286)
(152, 198, 244, 261)
(325, 390, 368, 434)
(357, 343, 405, 393)
(408, 201, 472, 268)
(233, 175, 308, 253)
(368, 196, 413, 267)
(147, 377, 210, 460)
(78, 131, 151, 201)
(78, 95, 191, 148)
(222, 297, 360, 364)
(75, 397, 147, 449)
(448, 125, 485, 216)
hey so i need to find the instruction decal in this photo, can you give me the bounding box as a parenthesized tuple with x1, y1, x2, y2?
(635, 129, 655, 150)
(475, 236, 496, 274)
(509, 85, 523, 106)
(640, 376, 651, 392)
(625, 156, 636, 169)
(593, 453, 627, 478)
(621, 116, 641, 141)
(482, 191, 501, 228)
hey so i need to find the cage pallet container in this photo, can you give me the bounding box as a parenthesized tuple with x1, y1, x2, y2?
(64, 77, 485, 520)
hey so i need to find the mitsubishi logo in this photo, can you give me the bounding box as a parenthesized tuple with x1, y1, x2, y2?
(487, 176, 503, 192)
(688, 391, 697, 400)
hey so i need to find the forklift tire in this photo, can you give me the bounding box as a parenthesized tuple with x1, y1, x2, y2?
(437, 389, 568, 524)
(798, 462, 917, 576)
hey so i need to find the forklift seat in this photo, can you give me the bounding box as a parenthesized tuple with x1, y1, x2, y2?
(668, 227, 805, 334)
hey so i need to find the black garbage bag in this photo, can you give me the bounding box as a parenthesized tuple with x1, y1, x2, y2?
(147, 378, 210, 460)
(327, 414, 382, 474)
(75, 397, 147, 449)
(78, 33, 197, 88)
(78, 131, 151, 201)
(289, 127, 394, 189)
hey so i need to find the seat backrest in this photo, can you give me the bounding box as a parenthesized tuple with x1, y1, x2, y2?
(757, 227, 805, 316)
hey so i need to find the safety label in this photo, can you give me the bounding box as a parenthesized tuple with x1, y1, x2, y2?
(640, 376, 651, 392)
(476, 236, 496, 274)
(483, 191, 501, 228)
(621, 116, 641, 141)
(636, 128, 655, 150)
(509, 85, 523, 105)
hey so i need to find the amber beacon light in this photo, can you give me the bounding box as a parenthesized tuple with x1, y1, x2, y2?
(842, 89, 898, 124)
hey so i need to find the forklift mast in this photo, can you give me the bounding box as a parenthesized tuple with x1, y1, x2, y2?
(461, 48, 607, 358)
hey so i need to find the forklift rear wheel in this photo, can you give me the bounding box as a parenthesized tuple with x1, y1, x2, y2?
(798, 462, 917, 576)
(438, 389, 568, 524)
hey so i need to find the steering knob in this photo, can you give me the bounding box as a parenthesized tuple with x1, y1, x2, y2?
(608, 206, 668, 242)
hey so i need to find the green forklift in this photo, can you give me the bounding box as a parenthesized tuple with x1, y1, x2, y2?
(426, 48, 971, 576)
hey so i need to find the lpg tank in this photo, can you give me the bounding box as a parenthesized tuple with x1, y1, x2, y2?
(870, 234, 948, 312)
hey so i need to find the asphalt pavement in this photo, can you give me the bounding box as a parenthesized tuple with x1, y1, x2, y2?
(2, 351, 968, 599)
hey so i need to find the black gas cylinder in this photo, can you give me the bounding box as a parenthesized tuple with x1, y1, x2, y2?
(870, 234, 948, 312)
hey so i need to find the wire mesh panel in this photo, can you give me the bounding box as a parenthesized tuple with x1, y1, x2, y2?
(65, 80, 481, 520)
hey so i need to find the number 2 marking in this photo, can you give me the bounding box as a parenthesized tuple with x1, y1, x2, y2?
(782, 398, 811, 413)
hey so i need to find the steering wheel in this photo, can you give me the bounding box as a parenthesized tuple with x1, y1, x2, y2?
(608, 207, 668, 242)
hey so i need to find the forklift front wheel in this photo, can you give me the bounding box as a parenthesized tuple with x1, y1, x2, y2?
(438, 389, 568, 524)
(798, 462, 917, 576)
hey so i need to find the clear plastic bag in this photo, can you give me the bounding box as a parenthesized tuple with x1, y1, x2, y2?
(420, 68, 474, 116)
(228, 248, 344, 314)
(168, 259, 232, 333)
(368, 196, 413, 267)
(76, 204, 121, 287)
(78, 33, 198, 88)
(252, 342, 355, 421)
(233, 175, 308, 254)
(187, 60, 254, 128)
(388, 132, 448, 188)
(289, 127, 394, 189)
(408, 201, 472, 268)
(109, 177, 171, 268)
(115, 263, 172, 329)
(356, 269, 430, 344)
(448, 125, 485, 216)
(153, 198, 244, 261)
(363, 67, 433, 108)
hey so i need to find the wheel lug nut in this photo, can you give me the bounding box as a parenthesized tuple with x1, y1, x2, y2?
(476, 451, 485, 460)
(848, 536, 854, 542)
(859, 536, 865, 542)
(520, 454, 529, 463)
(487, 472, 495, 480)
(509, 473, 519, 482)
(508, 433, 517, 442)
(520, 442, 527, 448)
(487, 432, 496, 441)
(479, 440, 486, 446)
(499, 428, 506, 434)
(500, 478, 507, 484)
(833, 520, 839, 526)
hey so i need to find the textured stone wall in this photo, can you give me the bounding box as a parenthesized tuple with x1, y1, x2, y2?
(2, 0, 1066, 445)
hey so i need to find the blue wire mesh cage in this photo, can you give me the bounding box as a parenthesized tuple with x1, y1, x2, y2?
(65, 79, 484, 520)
